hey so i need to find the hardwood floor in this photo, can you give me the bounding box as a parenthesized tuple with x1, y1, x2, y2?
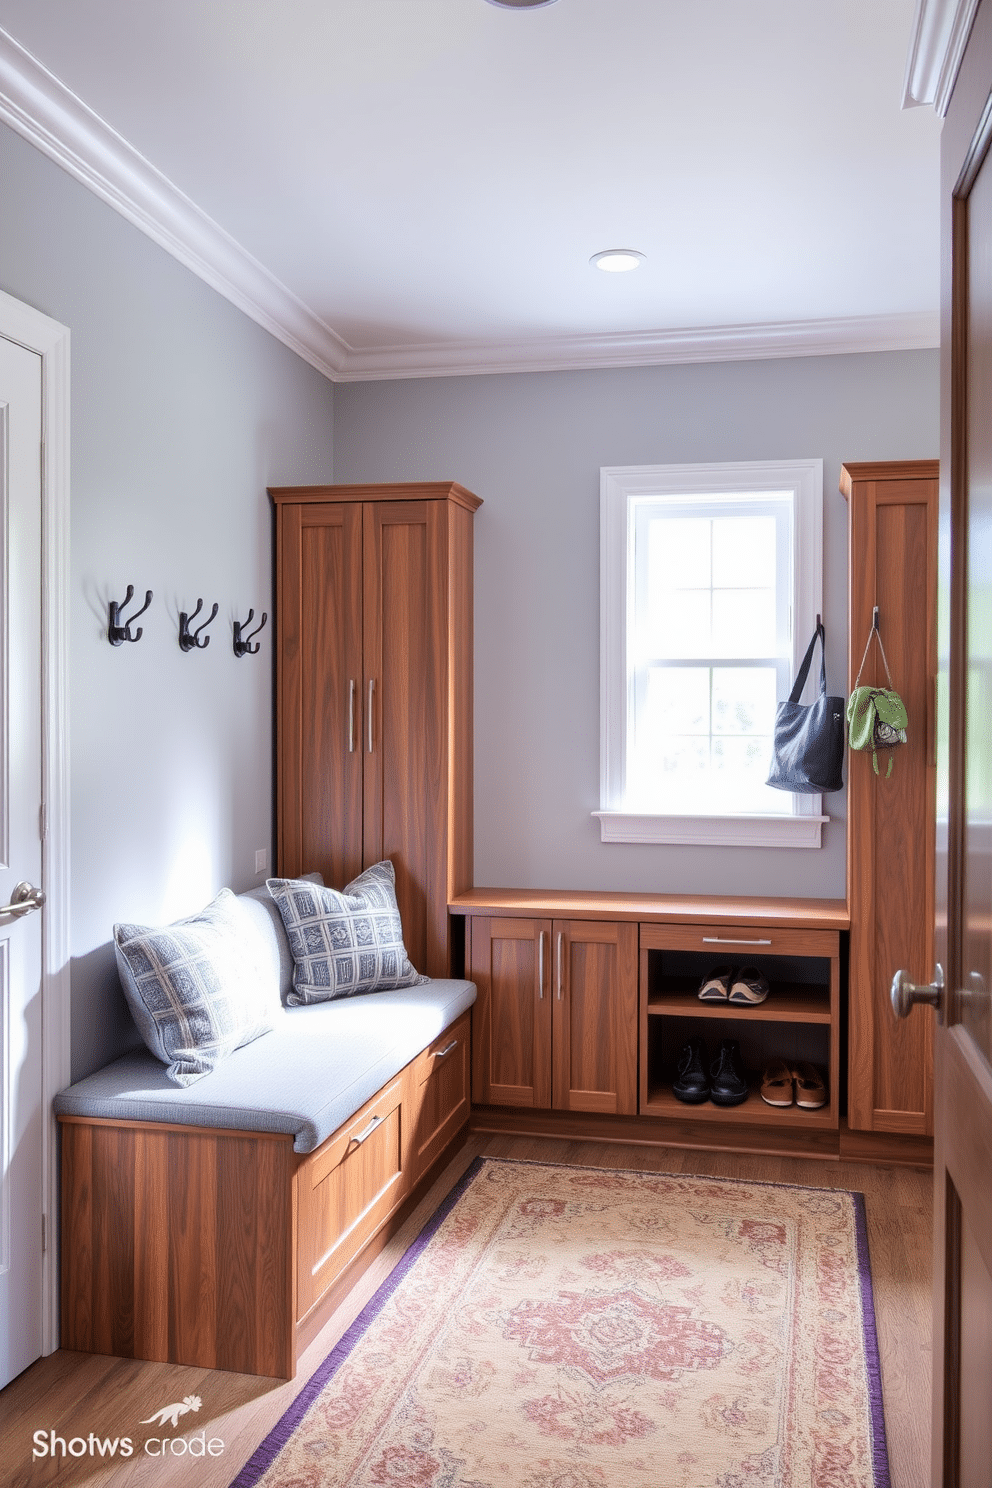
(0, 1135, 933, 1488)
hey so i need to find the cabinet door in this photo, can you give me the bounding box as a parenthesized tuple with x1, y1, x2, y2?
(470, 917, 552, 1108)
(552, 920, 638, 1115)
(276, 502, 363, 887)
(363, 501, 447, 976)
(406, 1011, 472, 1184)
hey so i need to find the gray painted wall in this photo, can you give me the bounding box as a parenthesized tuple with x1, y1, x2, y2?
(334, 352, 939, 900)
(0, 123, 335, 1080)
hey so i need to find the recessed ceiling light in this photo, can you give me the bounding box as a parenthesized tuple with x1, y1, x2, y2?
(590, 249, 646, 273)
(484, 0, 560, 8)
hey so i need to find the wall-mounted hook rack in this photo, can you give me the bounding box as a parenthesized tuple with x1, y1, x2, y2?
(179, 598, 219, 652)
(108, 585, 153, 646)
(233, 608, 267, 658)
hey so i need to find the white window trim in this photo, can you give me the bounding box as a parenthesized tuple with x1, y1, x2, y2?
(597, 458, 828, 849)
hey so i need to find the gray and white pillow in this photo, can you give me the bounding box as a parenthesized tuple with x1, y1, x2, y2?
(266, 860, 428, 1004)
(114, 889, 276, 1086)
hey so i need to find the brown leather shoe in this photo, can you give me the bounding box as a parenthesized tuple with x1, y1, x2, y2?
(792, 1062, 827, 1109)
(760, 1059, 794, 1107)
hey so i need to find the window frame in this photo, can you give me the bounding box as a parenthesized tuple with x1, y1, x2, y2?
(596, 459, 828, 849)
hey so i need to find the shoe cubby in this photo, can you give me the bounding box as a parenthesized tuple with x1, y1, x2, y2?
(638, 922, 841, 1131)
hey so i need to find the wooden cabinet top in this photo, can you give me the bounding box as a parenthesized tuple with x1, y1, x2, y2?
(449, 888, 850, 930)
(268, 481, 483, 513)
(839, 460, 938, 497)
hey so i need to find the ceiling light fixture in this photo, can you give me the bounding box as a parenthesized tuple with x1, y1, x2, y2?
(591, 249, 645, 273)
(484, 0, 560, 9)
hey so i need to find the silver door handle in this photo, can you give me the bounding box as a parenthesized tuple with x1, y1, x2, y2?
(367, 679, 375, 753)
(348, 679, 356, 752)
(538, 930, 545, 999)
(556, 932, 564, 1000)
(352, 1114, 383, 1146)
(702, 936, 772, 946)
(891, 965, 944, 1021)
(434, 1040, 458, 1059)
(0, 881, 45, 918)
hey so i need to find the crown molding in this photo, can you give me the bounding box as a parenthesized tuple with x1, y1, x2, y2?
(0, 27, 348, 379)
(0, 26, 940, 385)
(903, 0, 980, 114)
(332, 312, 939, 381)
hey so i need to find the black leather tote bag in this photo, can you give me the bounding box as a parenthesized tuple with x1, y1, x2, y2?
(766, 622, 845, 794)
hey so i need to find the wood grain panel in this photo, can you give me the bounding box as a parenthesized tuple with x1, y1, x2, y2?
(843, 461, 937, 1133)
(470, 916, 552, 1108)
(552, 920, 638, 1116)
(451, 889, 849, 929)
(59, 1121, 295, 1378)
(364, 501, 445, 975)
(295, 1077, 406, 1323)
(407, 1012, 472, 1183)
(448, 500, 475, 904)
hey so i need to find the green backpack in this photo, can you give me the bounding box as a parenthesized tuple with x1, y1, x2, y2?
(847, 620, 908, 777)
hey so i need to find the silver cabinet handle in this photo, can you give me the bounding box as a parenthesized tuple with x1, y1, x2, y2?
(556, 932, 564, 1000)
(434, 1039, 458, 1059)
(538, 930, 546, 999)
(348, 679, 356, 752)
(702, 936, 772, 946)
(367, 678, 375, 753)
(0, 881, 45, 918)
(352, 1114, 383, 1146)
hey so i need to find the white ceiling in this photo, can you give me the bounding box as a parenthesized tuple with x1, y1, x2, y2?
(0, 0, 943, 379)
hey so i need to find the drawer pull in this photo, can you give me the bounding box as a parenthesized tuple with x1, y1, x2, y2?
(702, 936, 772, 946)
(352, 1114, 383, 1146)
(434, 1039, 458, 1059)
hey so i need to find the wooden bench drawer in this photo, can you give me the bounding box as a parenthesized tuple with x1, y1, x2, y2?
(295, 1074, 407, 1322)
(407, 1012, 471, 1183)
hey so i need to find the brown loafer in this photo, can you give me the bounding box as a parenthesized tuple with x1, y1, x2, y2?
(792, 1062, 827, 1109)
(760, 1059, 794, 1106)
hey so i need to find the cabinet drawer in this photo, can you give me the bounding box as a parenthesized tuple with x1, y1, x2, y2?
(295, 1075, 406, 1321)
(640, 922, 839, 960)
(408, 1012, 472, 1183)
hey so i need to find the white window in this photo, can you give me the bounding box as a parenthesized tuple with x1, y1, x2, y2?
(596, 460, 828, 849)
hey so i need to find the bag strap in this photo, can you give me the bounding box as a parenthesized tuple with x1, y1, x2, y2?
(788, 621, 827, 704)
(854, 618, 894, 690)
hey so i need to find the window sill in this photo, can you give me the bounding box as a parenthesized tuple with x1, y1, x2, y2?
(592, 811, 829, 849)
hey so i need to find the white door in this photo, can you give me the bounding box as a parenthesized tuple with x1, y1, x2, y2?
(0, 334, 45, 1387)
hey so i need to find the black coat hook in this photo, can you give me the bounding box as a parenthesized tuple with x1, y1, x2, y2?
(108, 585, 153, 646)
(179, 598, 219, 652)
(873, 605, 880, 632)
(233, 608, 268, 657)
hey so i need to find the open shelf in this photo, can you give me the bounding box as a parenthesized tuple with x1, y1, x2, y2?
(647, 979, 831, 1024)
(643, 1082, 835, 1129)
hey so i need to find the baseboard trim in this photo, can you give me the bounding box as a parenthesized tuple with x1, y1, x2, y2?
(469, 1105, 841, 1162)
(838, 1121, 934, 1168)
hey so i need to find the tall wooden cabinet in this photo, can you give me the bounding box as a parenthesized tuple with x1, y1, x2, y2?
(841, 460, 938, 1138)
(270, 482, 481, 978)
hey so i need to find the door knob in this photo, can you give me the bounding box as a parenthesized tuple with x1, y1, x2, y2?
(891, 964, 944, 1021)
(0, 880, 45, 918)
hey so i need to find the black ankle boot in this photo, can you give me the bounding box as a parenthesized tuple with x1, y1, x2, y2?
(709, 1038, 749, 1106)
(672, 1036, 709, 1103)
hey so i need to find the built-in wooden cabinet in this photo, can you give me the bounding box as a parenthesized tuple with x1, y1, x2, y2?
(270, 482, 480, 977)
(469, 914, 638, 1115)
(841, 461, 938, 1138)
(639, 921, 840, 1136)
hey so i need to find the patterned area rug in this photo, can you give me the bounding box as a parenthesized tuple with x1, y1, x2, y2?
(232, 1158, 889, 1488)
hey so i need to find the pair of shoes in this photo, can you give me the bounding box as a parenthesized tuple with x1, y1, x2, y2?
(672, 1037, 749, 1106)
(697, 965, 770, 1005)
(760, 1060, 828, 1109)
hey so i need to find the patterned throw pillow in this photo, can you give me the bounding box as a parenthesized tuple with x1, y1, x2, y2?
(114, 889, 276, 1086)
(266, 860, 428, 1005)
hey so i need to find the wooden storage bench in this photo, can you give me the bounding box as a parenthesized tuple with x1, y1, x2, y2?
(58, 1008, 472, 1379)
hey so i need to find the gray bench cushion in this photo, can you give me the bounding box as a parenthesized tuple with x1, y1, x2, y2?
(55, 979, 476, 1154)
